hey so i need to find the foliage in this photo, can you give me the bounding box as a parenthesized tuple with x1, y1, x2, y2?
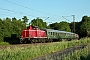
(59, 21, 71, 32)
(80, 16, 90, 37)
(49, 22, 59, 30)
(70, 22, 80, 33)
(0, 42, 9, 46)
(62, 45, 90, 60)
(48, 15, 90, 37)
(70, 15, 90, 37)
(49, 21, 71, 32)
(0, 17, 26, 42)
(0, 38, 90, 60)
(30, 17, 47, 29)
(0, 15, 90, 41)
(22, 16, 29, 24)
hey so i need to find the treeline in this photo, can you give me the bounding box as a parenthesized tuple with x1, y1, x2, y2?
(0, 15, 90, 42)
(0, 16, 27, 42)
(31, 16, 90, 38)
(49, 16, 90, 38)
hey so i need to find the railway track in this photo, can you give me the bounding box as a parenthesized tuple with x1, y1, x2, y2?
(0, 42, 53, 50)
(32, 44, 87, 60)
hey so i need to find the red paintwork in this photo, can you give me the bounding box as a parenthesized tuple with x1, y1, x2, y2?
(21, 26, 47, 39)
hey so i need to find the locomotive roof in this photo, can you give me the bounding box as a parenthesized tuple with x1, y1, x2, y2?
(45, 29, 75, 34)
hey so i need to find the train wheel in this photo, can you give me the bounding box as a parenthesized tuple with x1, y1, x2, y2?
(24, 40, 27, 44)
(20, 38, 24, 43)
(42, 39, 46, 43)
(59, 39, 62, 42)
(30, 39, 33, 44)
(34, 39, 37, 43)
(49, 39, 53, 42)
(67, 39, 71, 41)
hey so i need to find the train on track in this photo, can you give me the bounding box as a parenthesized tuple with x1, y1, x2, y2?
(20, 25, 79, 43)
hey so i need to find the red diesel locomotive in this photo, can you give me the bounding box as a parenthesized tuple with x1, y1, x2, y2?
(20, 26, 47, 43)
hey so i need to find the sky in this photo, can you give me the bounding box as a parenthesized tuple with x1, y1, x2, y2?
(0, 0, 90, 24)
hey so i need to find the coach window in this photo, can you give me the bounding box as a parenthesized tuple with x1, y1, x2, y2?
(56, 33, 57, 35)
(65, 33, 66, 36)
(56, 33, 58, 36)
(56, 33, 57, 36)
(58, 33, 59, 36)
(51, 32, 52, 35)
(50, 32, 51, 35)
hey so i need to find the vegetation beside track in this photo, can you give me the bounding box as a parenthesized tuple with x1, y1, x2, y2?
(62, 44, 90, 60)
(0, 42, 9, 46)
(0, 38, 90, 60)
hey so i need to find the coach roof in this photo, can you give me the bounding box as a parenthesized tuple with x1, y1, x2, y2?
(45, 29, 75, 34)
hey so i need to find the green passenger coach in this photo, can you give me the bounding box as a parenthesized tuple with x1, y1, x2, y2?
(44, 29, 78, 41)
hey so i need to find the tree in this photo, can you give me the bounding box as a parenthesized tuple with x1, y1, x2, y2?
(70, 22, 80, 33)
(0, 18, 3, 41)
(31, 17, 47, 29)
(12, 17, 17, 21)
(59, 21, 71, 32)
(0, 17, 27, 42)
(6, 17, 11, 22)
(22, 16, 29, 25)
(80, 16, 90, 37)
(49, 21, 71, 32)
(49, 22, 59, 30)
(12, 17, 26, 35)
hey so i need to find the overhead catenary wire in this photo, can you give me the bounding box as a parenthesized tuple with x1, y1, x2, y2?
(0, 7, 73, 23)
(62, 16, 71, 22)
(0, 13, 13, 17)
(0, 13, 23, 19)
(4, 0, 51, 15)
(4, 0, 61, 17)
(0, 8, 51, 23)
(3, 0, 74, 23)
(0, 8, 20, 14)
(0, 8, 52, 23)
(0, 8, 36, 17)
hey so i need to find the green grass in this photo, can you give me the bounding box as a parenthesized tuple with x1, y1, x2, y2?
(0, 38, 90, 60)
(0, 42, 10, 46)
(62, 44, 90, 60)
